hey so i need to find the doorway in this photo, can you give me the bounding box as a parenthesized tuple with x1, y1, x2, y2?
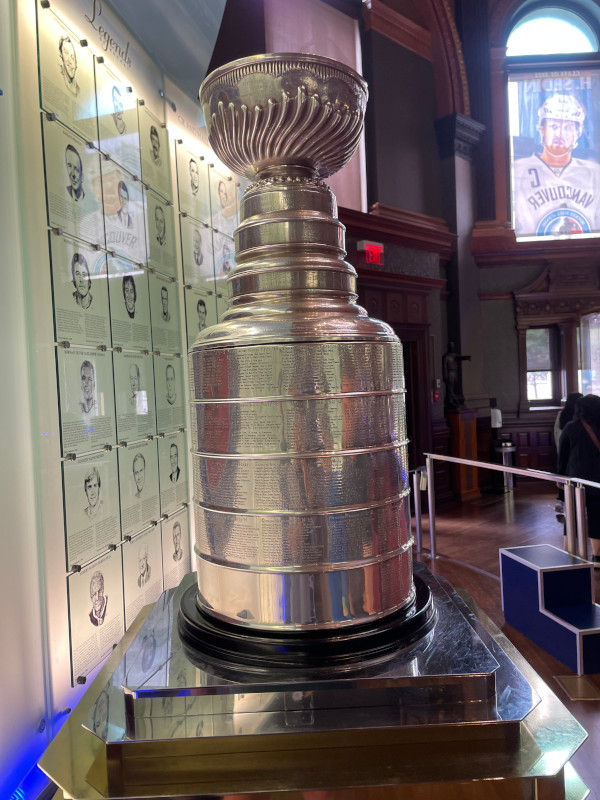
(397, 327, 432, 472)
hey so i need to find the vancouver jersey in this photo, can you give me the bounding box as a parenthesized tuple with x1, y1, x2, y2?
(512, 154, 600, 236)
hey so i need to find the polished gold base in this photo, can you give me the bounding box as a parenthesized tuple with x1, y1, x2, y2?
(39, 573, 589, 799)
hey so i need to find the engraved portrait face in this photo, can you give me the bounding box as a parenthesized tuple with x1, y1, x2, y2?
(161, 286, 169, 317)
(173, 521, 181, 552)
(65, 146, 83, 195)
(166, 364, 176, 403)
(122, 275, 136, 316)
(197, 298, 206, 331)
(170, 443, 178, 473)
(133, 453, 146, 494)
(119, 182, 130, 216)
(81, 362, 95, 403)
(222, 242, 232, 275)
(193, 229, 202, 266)
(138, 547, 148, 577)
(59, 37, 77, 82)
(217, 179, 228, 209)
(129, 363, 140, 395)
(90, 573, 105, 614)
(84, 470, 100, 508)
(150, 126, 160, 161)
(112, 85, 124, 126)
(155, 206, 166, 243)
(72, 254, 91, 299)
(189, 159, 199, 194)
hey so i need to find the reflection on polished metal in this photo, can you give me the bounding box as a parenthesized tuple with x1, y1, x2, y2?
(38, 566, 589, 798)
(190, 53, 412, 630)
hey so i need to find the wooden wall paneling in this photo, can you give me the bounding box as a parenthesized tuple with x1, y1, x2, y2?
(431, 417, 454, 503)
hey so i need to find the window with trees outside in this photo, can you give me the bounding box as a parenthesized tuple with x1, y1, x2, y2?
(579, 312, 600, 394)
(526, 327, 559, 401)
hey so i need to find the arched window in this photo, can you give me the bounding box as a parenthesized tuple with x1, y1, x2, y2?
(507, 7, 598, 56)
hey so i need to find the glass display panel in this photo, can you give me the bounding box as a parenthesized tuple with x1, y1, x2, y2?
(113, 351, 157, 441)
(122, 526, 164, 630)
(102, 162, 146, 265)
(67, 550, 124, 682)
(161, 507, 191, 591)
(149, 273, 181, 354)
(107, 259, 152, 351)
(50, 233, 110, 346)
(95, 60, 141, 177)
(38, 8, 98, 142)
(180, 216, 214, 291)
(157, 430, 188, 515)
(176, 140, 210, 223)
(145, 189, 177, 277)
(139, 104, 172, 201)
(62, 449, 120, 568)
(154, 354, 185, 432)
(57, 345, 116, 455)
(212, 229, 235, 286)
(184, 288, 218, 350)
(43, 117, 105, 246)
(209, 164, 237, 238)
(117, 439, 160, 539)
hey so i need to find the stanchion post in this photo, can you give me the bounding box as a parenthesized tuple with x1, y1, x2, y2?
(412, 470, 422, 554)
(575, 484, 588, 561)
(564, 482, 576, 555)
(426, 456, 436, 559)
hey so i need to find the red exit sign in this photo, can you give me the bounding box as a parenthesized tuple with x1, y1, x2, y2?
(357, 240, 384, 266)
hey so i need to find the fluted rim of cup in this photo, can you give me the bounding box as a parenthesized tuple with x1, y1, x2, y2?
(199, 51, 368, 105)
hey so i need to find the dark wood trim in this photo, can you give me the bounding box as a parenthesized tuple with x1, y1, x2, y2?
(340, 204, 456, 261)
(434, 112, 486, 161)
(561, 321, 579, 396)
(472, 221, 600, 268)
(355, 267, 446, 292)
(362, 0, 432, 61)
(479, 292, 512, 301)
(418, 0, 471, 116)
(321, 0, 362, 19)
(431, 417, 454, 503)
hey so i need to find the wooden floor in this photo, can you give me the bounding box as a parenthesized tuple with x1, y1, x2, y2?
(417, 482, 600, 798)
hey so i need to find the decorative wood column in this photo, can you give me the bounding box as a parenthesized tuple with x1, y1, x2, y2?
(435, 113, 487, 410)
(517, 326, 528, 414)
(447, 408, 480, 500)
(560, 321, 579, 397)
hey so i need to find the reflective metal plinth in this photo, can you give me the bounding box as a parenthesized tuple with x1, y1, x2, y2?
(39, 563, 588, 799)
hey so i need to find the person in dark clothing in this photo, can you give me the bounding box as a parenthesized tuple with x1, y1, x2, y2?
(553, 392, 583, 522)
(557, 393, 600, 566)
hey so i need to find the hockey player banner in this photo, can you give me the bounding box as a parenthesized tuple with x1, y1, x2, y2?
(509, 69, 600, 239)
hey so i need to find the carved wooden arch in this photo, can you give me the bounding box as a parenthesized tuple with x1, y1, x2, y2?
(419, 0, 471, 116)
(489, 0, 528, 47)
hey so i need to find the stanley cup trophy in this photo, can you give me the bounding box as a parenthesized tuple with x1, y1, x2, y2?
(179, 52, 435, 661)
(40, 53, 588, 800)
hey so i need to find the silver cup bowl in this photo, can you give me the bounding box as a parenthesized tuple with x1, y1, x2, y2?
(190, 54, 413, 630)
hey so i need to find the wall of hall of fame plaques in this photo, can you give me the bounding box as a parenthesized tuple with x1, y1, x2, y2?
(35, 0, 237, 683)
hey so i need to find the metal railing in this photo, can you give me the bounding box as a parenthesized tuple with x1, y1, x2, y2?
(409, 453, 599, 563)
